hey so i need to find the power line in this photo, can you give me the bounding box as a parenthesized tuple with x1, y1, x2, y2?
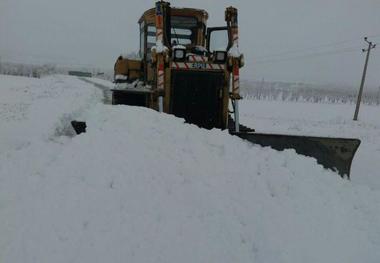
(367, 33, 380, 38)
(253, 47, 361, 64)
(253, 34, 380, 60)
(253, 38, 362, 60)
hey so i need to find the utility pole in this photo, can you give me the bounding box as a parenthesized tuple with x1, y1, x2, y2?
(353, 37, 376, 121)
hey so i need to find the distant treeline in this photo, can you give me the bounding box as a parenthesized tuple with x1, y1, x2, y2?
(241, 80, 380, 105)
(0, 62, 57, 78)
(0, 61, 113, 81)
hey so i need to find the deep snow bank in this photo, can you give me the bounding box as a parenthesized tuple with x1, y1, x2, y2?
(1, 75, 380, 263)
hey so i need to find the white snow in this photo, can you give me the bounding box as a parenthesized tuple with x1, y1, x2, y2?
(151, 40, 169, 54)
(83, 77, 115, 89)
(114, 81, 152, 91)
(1, 74, 380, 263)
(172, 44, 186, 50)
(194, 45, 208, 53)
(228, 43, 241, 58)
(84, 77, 151, 92)
(114, 74, 128, 81)
(120, 52, 141, 60)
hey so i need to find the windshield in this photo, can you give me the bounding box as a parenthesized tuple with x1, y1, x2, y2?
(171, 16, 198, 45)
(147, 16, 199, 51)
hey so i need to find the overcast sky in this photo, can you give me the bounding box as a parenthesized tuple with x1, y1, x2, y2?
(1, 0, 379, 87)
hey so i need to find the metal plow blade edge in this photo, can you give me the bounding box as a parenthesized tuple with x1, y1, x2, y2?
(233, 132, 361, 179)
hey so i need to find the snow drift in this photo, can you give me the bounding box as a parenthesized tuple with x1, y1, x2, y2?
(1, 75, 380, 263)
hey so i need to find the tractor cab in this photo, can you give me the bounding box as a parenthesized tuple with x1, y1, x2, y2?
(139, 8, 209, 62)
(137, 7, 231, 84)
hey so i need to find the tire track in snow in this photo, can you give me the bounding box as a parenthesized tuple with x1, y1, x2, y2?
(79, 78, 112, 105)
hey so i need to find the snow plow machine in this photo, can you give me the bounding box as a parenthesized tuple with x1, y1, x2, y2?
(104, 1, 360, 178)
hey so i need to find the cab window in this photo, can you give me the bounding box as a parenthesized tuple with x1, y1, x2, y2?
(145, 15, 199, 59)
(170, 16, 197, 46)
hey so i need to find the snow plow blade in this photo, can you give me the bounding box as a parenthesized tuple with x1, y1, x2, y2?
(233, 132, 361, 178)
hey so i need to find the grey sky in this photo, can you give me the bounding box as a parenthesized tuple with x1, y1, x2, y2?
(1, 0, 379, 87)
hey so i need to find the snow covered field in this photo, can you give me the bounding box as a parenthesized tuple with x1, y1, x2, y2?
(1, 74, 380, 263)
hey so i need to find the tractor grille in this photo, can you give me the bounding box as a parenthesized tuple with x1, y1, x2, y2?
(170, 70, 225, 129)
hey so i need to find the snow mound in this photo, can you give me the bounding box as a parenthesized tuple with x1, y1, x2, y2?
(1, 75, 380, 263)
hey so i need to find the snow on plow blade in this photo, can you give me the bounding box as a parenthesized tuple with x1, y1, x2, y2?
(234, 132, 361, 178)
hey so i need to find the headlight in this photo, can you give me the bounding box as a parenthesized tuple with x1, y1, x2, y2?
(173, 48, 186, 61)
(214, 51, 227, 63)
